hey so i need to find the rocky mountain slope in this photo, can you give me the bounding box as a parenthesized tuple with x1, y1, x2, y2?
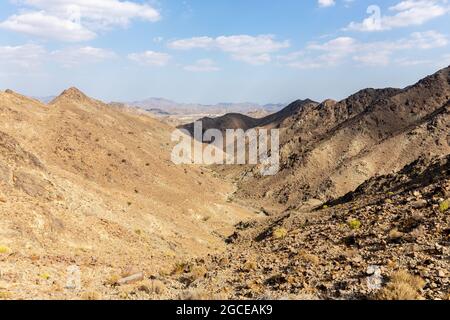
(180, 99, 317, 139)
(232, 66, 450, 209)
(0, 88, 253, 300)
(164, 155, 449, 300)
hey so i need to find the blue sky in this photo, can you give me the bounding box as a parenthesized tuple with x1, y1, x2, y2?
(0, 0, 449, 104)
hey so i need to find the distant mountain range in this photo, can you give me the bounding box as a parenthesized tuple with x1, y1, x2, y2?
(34, 96, 56, 104)
(34, 95, 286, 117)
(126, 98, 286, 116)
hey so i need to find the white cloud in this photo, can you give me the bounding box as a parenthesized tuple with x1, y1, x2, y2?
(285, 37, 359, 68)
(343, 0, 356, 8)
(0, 11, 96, 42)
(308, 37, 357, 53)
(0, 44, 46, 68)
(0, 0, 160, 42)
(233, 53, 272, 65)
(216, 35, 289, 53)
(346, 0, 450, 32)
(0, 43, 120, 71)
(279, 31, 448, 68)
(52, 46, 117, 67)
(318, 0, 336, 7)
(353, 51, 391, 66)
(183, 59, 221, 72)
(128, 51, 171, 67)
(405, 30, 448, 49)
(395, 58, 433, 66)
(169, 34, 289, 65)
(19, 0, 160, 26)
(169, 36, 215, 50)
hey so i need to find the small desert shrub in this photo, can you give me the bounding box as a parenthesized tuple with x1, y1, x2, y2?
(39, 273, 50, 280)
(322, 205, 329, 209)
(388, 228, 404, 241)
(377, 270, 425, 300)
(105, 274, 121, 286)
(172, 262, 193, 275)
(298, 250, 320, 265)
(0, 291, 11, 300)
(134, 229, 142, 236)
(81, 291, 102, 300)
(273, 227, 288, 239)
(190, 266, 208, 280)
(178, 289, 216, 300)
(348, 219, 362, 230)
(118, 291, 131, 300)
(243, 259, 257, 271)
(0, 245, 10, 254)
(439, 200, 449, 213)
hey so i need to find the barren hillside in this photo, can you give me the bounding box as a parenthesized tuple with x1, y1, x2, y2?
(232, 66, 450, 209)
(0, 88, 253, 299)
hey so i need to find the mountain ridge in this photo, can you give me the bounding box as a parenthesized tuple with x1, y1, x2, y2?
(212, 66, 450, 208)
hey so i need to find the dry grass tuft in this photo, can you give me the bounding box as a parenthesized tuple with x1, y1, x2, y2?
(105, 274, 121, 286)
(243, 259, 258, 272)
(171, 262, 193, 275)
(178, 289, 217, 300)
(189, 266, 208, 281)
(81, 291, 102, 300)
(388, 228, 404, 241)
(377, 270, 425, 300)
(273, 227, 288, 239)
(138, 280, 166, 295)
(0, 291, 12, 300)
(298, 250, 320, 265)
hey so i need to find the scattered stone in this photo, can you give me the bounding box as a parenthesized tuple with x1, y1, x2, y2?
(411, 199, 427, 209)
(117, 272, 144, 286)
(437, 270, 446, 278)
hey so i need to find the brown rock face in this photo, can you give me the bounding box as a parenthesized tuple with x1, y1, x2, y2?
(233, 66, 450, 208)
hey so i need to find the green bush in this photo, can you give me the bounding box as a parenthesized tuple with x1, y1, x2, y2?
(439, 200, 449, 213)
(348, 219, 362, 230)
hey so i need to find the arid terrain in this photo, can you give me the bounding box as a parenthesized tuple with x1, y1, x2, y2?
(118, 99, 284, 127)
(0, 66, 449, 300)
(0, 88, 254, 300)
